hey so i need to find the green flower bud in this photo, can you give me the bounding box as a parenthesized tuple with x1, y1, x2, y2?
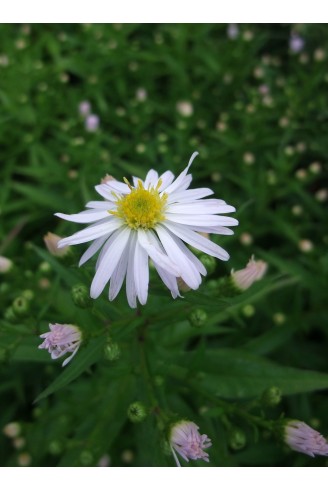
(199, 254, 216, 275)
(104, 342, 121, 361)
(261, 386, 282, 407)
(189, 308, 207, 327)
(242, 304, 255, 317)
(12, 296, 30, 317)
(71, 284, 92, 309)
(228, 428, 247, 451)
(127, 402, 147, 423)
(80, 450, 94, 466)
(22, 289, 34, 301)
(48, 440, 63, 455)
(206, 279, 219, 291)
(39, 261, 52, 274)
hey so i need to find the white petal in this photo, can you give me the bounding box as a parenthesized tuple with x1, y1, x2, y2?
(108, 241, 130, 301)
(168, 234, 206, 275)
(158, 170, 175, 191)
(163, 222, 230, 261)
(166, 202, 236, 215)
(153, 263, 181, 298)
(163, 152, 198, 195)
(190, 225, 234, 235)
(167, 188, 215, 204)
(134, 236, 149, 305)
(85, 201, 115, 209)
(58, 218, 122, 247)
(137, 229, 180, 276)
(55, 209, 110, 223)
(95, 184, 117, 201)
(62, 346, 80, 367)
(105, 181, 130, 194)
(166, 214, 239, 227)
(132, 176, 142, 187)
(144, 169, 159, 188)
(79, 234, 111, 266)
(156, 225, 201, 289)
(90, 227, 131, 298)
(126, 233, 138, 308)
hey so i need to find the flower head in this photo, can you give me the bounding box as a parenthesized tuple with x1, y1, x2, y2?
(55, 152, 238, 308)
(170, 420, 212, 466)
(231, 256, 267, 291)
(39, 323, 82, 367)
(284, 420, 328, 457)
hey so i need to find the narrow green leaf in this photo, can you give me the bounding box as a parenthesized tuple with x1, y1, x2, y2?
(34, 336, 104, 403)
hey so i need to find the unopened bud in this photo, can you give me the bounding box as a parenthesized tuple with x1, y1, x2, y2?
(39, 261, 52, 274)
(80, 450, 94, 466)
(12, 437, 26, 449)
(199, 254, 216, 275)
(104, 342, 121, 361)
(228, 428, 247, 451)
(231, 256, 267, 292)
(71, 284, 92, 308)
(189, 309, 207, 327)
(17, 452, 32, 466)
(44, 232, 70, 258)
(127, 402, 147, 423)
(262, 386, 282, 407)
(22, 289, 34, 301)
(12, 296, 29, 317)
(48, 440, 63, 455)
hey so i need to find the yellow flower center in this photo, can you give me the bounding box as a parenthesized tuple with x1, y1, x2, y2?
(110, 179, 167, 230)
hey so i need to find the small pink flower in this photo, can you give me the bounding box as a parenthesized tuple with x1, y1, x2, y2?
(285, 420, 328, 457)
(85, 114, 100, 132)
(79, 100, 91, 117)
(231, 256, 267, 291)
(39, 324, 82, 367)
(170, 421, 211, 466)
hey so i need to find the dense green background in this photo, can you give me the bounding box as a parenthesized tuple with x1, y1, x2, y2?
(0, 23, 328, 467)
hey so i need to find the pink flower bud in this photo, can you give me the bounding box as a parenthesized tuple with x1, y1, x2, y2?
(170, 420, 211, 466)
(285, 420, 328, 457)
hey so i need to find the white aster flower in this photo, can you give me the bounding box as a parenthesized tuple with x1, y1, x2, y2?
(39, 323, 82, 367)
(55, 152, 238, 308)
(170, 420, 212, 466)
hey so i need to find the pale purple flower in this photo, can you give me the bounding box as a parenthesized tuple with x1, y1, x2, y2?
(227, 24, 239, 40)
(85, 114, 100, 132)
(39, 323, 82, 367)
(231, 256, 267, 291)
(285, 420, 328, 457)
(170, 420, 212, 466)
(289, 33, 305, 54)
(79, 100, 91, 117)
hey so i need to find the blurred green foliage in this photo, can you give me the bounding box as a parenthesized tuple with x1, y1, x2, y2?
(0, 23, 328, 467)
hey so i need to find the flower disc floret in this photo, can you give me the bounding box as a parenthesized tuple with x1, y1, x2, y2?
(111, 180, 167, 230)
